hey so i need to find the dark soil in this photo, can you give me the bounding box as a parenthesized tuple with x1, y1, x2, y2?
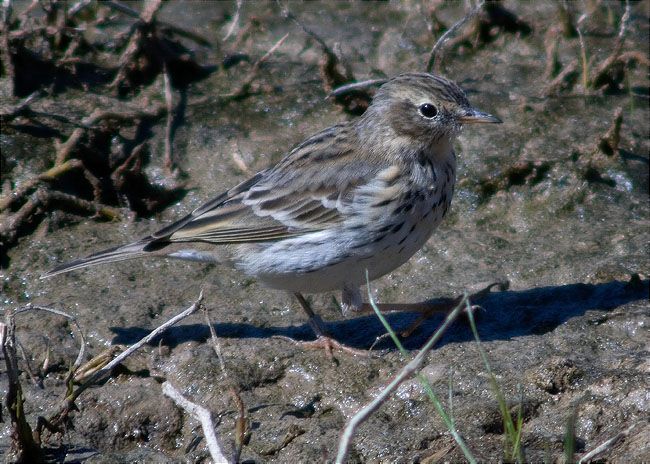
(1, 1, 648, 463)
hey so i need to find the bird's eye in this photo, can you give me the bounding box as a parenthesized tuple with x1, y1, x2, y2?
(418, 103, 438, 118)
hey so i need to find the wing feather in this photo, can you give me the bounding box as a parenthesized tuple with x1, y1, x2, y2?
(155, 121, 382, 246)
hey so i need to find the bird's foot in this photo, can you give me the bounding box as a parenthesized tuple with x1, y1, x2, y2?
(286, 292, 372, 358)
(273, 335, 370, 359)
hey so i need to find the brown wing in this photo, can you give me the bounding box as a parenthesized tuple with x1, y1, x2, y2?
(156, 122, 379, 245)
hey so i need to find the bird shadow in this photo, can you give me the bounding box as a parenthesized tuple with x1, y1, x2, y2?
(110, 278, 649, 351)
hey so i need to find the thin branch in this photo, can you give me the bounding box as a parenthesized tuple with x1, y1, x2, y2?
(73, 345, 122, 383)
(0, 90, 44, 121)
(1, 159, 86, 212)
(100, 290, 203, 375)
(577, 422, 640, 464)
(612, 0, 631, 58)
(335, 298, 468, 463)
(426, 0, 485, 73)
(254, 33, 289, 70)
(26, 292, 203, 445)
(67, 0, 92, 17)
(55, 106, 166, 164)
(162, 381, 229, 464)
(162, 64, 176, 175)
(328, 79, 387, 99)
(220, 33, 289, 99)
(1, 0, 16, 96)
(202, 304, 249, 462)
(589, 0, 635, 91)
(16, 340, 43, 388)
(0, 187, 120, 248)
(1, 312, 43, 462)
(15, 305, 86, 372)
(224, 0, 243, 41)
(229, 386, 247, 463)
(283, 8, 329, 52)
(105, 0, 212, 47)
(576, 11, 590, 90)
(13, 305, 87, 407)
(203, 304, 226, 375)
(230, 148, 252, 175)
(104, 0, 142, 18)
(56, 291, 203, 410)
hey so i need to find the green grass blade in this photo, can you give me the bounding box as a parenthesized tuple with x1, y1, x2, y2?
(365, 272, 477, 464)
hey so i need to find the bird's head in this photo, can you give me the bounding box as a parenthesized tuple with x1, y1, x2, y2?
(361, 73, 501, 148)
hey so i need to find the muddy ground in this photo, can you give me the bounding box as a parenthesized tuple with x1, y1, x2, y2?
(1, 1, 649, 463)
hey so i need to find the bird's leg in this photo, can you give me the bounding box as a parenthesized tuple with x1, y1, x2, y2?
(282, 292, 369, 357)
(358, 281, 509, 338)
(294, 292, 328, 337)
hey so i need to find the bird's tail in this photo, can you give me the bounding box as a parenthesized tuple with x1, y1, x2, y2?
(41, 239, 159, 279)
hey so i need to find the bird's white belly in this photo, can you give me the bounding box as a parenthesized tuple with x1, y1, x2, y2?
(236, 182, 453, 294)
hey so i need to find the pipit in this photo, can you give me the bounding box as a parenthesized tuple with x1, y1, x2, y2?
(44, 73, 501, 354)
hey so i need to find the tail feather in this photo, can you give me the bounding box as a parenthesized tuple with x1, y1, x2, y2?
(41, 240, 155, 279)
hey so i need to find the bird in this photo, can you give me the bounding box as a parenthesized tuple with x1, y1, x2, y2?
(43, 72, 502, 354)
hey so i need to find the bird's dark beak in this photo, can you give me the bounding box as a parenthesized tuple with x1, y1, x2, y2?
(459, 108, 502, 124)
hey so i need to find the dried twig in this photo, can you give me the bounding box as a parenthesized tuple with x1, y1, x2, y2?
(221, 32, 289, 99)
(1, 0, 16, 95)
(544, 59, 579, 96)
(203, 304, 227, 375)
(12, 304, 87, 440)
(55, 106, 165, 164)
(203, 301, 250, 461)
(426, 0, 486, 72)
(16, 340, 42, 387)
(105, 0, 212, 47)
(14, 305, 87, 383)
(91, 291, 203, 379)
(577, 422, 640, 463)
(284, 9, 351, 88)
(230, 148, 252, 175)
(1, 314, 43, 462)
(248, 32, 289, 78)
(589, 1, 641, 92)
(598, 107, 623, 156)
(67, 0, 93, 17)
(335, 298, 468, 463)
(44, 187, 113, 218)
(543, 27, 562, 80)
(575, 11, 590, 91)
(611, 0, 632, 60)
(328, 79, 387, 99)
(2, 2, 196, 257)
(104, 0, 145, 19)
(162, 64, 176, 175)
(0, 187, 120, 253)
(0, 96, 179, 257)
(230, 386, 248, 463)
(109, 0, 163, 93)
(561, 0, 639, 95)
(224, 0, 243, 41)
(0, 90, 44, 121)
(162, 381, 229, 463)
(0, 157, 105, 213)
(34, 291, 204, 442)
